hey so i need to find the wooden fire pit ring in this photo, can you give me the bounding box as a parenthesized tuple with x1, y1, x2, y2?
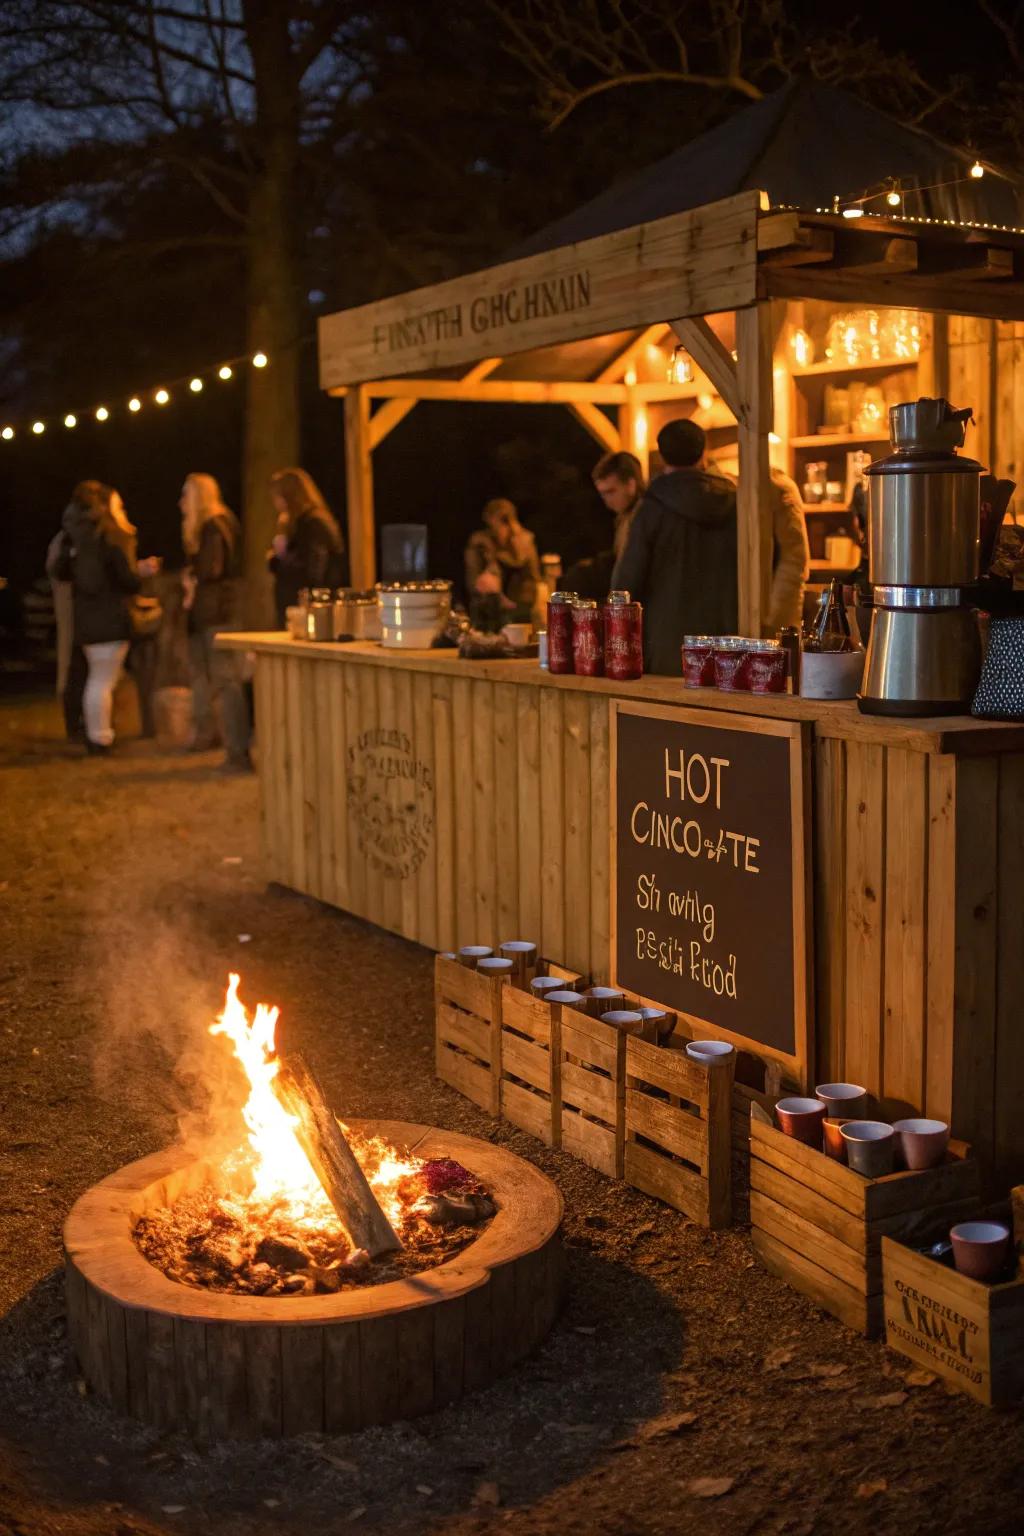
(64, 1119, 563, 1439)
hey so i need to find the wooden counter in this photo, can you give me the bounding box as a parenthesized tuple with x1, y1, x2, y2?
(221, 634, 1024, 1186)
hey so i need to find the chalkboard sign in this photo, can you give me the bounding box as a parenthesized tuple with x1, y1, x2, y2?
(612, 701, 811, 1082)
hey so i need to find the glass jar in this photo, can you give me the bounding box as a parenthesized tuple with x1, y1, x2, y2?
(603, 590, 643, 681)
(572, 599, 604, 677)
(681, 634, 716, 688)
(305, 588, 334, 641)
(713, 636, 749, 691)
(745, 638, 787, 694)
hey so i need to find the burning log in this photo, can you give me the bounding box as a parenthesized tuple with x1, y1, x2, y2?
(272, 1053, 402, 1258)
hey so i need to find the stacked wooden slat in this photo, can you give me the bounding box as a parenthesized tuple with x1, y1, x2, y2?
(625, 1035, 735, 1229)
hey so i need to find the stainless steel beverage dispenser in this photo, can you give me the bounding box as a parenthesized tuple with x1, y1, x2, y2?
(859, 398, 982, 715)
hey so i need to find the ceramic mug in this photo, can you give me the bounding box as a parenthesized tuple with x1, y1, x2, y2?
(893, 1117, 949, 1172)
(822, 1117, 849, 1163)
(582, 986, 625, 1017)
(600, 1009, 646, 1035)
(686, 1040, 735, 1065)
(815, 1082, 869, 1119)
(950, 1221, 1012, 1282)
(458, 945, 493, 969)
(840, 1120, 895, 1177)
(502, 623, 532, 648)
(775, 1096, 826, 1148)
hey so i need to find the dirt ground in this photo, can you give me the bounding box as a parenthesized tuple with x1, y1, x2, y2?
(1, 689, 1023, 1536)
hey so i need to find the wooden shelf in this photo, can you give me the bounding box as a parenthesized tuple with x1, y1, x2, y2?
(809, 560, 853, 572)
(790, 355, 920, 378)
(804, 502, 853, 514)
(790, 432, 888, 447)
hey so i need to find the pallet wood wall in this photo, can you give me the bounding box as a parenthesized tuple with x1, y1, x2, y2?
(253, 646, 1024, 1188)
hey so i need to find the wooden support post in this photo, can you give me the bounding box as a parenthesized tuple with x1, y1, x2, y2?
(272, 1053, 402, 1257)
(670, 316, 742, 421)
(344, 385, 375, 588)
(735, 302, 774, 637)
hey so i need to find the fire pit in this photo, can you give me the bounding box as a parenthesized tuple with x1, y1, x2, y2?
(64, 978, 563, 1438)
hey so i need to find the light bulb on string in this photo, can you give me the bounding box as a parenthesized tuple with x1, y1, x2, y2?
(667, 346, 692, 385)
(887, 190, 902, 207)
(189, 377, 203, 393)
(95, 406, 109, 422)
(32, 421, 45, 435)
(155, 388, 170, 405)
(64, 414, 77, 429)
(218, 364, 233, 380)
(842, 206, 865, 219)
(128, 398, 141, 413)
(2, 426, 13, 440)
(252, 351, 268, 369)
(971, 161, 984, 179)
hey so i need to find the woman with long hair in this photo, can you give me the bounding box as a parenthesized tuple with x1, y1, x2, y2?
(180, 472, 250, 769)
(53, 480, 159, 754)
(267, 467, 345, 626)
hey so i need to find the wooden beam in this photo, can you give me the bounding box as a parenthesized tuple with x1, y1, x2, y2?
(368, 357, 504, 449)
(928, 246, 1014, 281)
(759, 264, 1024, 322)
(834, 235, 918, 277)
(365, 378, 631, 404)
(757, 214, 835, 266)
(670, 316, 742, 422)
(344, 385, 375, 587)
(596, 323, 671, 382)
(568, 402, 621, 454)
(735, 303, 774, 637)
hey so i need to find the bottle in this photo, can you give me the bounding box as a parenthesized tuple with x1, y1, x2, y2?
(778, 626, 802, 693)
(806, 578, 852, 654)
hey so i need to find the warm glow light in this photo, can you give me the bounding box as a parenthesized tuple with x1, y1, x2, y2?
(1, 426, 13, 440)
(971, 161, 984, 179)
(624, 367, 637, 386)
(252, 351, 268, 368)
(769, 431, 781, 444)
(887, 190, 902, 207)
(95, 406, 109, 422)
(190, 377, 203, 393)
(64, 414, 77, 429)
(667, 347, 693, 386)
(32, 421, 45, 435)
(789, 328, 813, 368)
(842, 207, 865, 219)
(218, 364, 233, 380)
(128, 398, 141, 412)
(155, 388, 170, 405)
(697, 391, 713, 411)
(634, 408, 648, 452)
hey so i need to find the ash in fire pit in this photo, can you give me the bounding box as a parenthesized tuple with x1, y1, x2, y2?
(134, 1156, 494, 1296)
(133, 975, 495, 1296)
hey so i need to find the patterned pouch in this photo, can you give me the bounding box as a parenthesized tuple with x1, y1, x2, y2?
(971, 617, 1024, 720)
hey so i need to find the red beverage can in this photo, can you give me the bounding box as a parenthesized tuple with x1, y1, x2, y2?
(603, 590, 643, 681)
(572, 599, 604, 676)
(681, 633, 715, 688)
(547, 591, 577, 674)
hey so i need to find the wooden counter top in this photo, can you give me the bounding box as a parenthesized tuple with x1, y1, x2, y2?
(218, 633, 1024, 755)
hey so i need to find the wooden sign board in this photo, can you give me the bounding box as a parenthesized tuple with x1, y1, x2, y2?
(611, 700, 812, 1084)
(318, 192, 760, 389)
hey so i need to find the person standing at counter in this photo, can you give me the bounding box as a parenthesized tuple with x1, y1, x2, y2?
(267, 468, 345, 627)
(563, 452, 645, 601)
(766, 466, 810, 632)
(181, 472, 251, 768)
(611, 419, 736, 675)
(463, 498, 540, 624)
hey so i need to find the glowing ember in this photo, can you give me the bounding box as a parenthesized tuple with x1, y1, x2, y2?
(209, 973, 423, 1238)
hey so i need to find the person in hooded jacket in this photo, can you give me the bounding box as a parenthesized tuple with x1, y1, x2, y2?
(181, 472, 251, 768)
(266, 468, 345, 626)
(611, 419, 737, 675)
(53, 480, 159, 753)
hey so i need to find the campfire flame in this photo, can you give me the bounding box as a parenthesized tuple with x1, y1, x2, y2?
(210, 973, 421, 1238)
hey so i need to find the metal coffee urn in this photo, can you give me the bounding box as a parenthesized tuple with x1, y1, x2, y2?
(859, 398, 982, 715)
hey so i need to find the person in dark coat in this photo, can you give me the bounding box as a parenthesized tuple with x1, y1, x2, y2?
(180, 472, 250, 769)
(267, 468, 345, 626)
(611, 419, 737, 675)
(52, 481, 159, 753)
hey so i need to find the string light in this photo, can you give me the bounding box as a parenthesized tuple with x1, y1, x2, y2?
(154, 388, 170, 405)
(971, 161, 985, 179)
(252, 351, 268, 368)
(667, 346, 692, 385)
(218, 364, 233, 380)
(95, 406, 109, 421)
(886, 190, 902, 207)
(2, 426, 13, 440)
(64, 413, 76, 429)
(32, 421, 44, 434)
(128, 397, 141, 412)
(189, 377, 203, 393)
(842, 207, 865, 219)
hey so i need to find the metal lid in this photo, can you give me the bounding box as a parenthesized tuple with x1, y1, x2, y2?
(607, 589, 632, 604)
(549, 591, 576, 605)
(334, 588, 376, 604)
(683, 633, 716, 645)
(865, 451, 984, 476)
(376, 579, 452, 593)
(309, 587, 332, 602)
(714, 635, 746, 649)
(573, 598, 598, 610)
(746, 638, 782, 651)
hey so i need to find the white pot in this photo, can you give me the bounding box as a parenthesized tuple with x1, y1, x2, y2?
(377, 582, 451, 649)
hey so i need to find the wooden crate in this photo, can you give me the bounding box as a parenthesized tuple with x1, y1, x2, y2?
(883, 1237, 1024, 1407)
(749, 1114, 980, 1336)
(624, 1036, 734, 1229)
(434, 954, 503, 1115)
(500, 984, 560, 1146)
(558, 1009, 625, 1179)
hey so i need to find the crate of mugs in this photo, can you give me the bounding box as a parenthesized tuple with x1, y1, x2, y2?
(882, 1225, 1024, 1407)
(625, 1036, 735, 1229)
(558, 1007, 627, 1179)
(434, 952, 504, 1115)
(499, 982, 560, 1146)
(749, 1088, 979, 1336)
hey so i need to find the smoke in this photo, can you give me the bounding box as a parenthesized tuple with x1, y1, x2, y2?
(88, 881, 250, 1160)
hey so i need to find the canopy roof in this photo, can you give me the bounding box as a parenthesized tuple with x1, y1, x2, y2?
(512, 78, 1024, 259)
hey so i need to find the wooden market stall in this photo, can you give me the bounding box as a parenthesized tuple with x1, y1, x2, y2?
(225, 92, 1024, 1196)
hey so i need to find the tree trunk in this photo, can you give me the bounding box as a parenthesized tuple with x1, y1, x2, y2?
(242, 1, 304, 629)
